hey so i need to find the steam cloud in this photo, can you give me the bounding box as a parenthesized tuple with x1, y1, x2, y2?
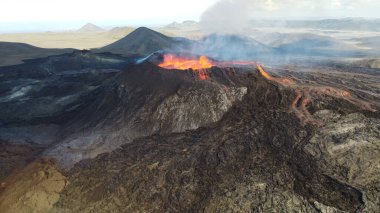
(199, 0, 380, 34)
(199, 0, 260, 34)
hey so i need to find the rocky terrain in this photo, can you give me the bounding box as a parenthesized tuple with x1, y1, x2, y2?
(0, 27, 379, 213)
(46, 62, 379, 213)
(0, 50, 132, 179)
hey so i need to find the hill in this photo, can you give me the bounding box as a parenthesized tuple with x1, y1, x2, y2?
(77, 23, 104, 32)
(0, 42, 73, 66)
(98, 27, 191, 55)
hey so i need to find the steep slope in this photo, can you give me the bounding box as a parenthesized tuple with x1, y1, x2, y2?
(98, 27, 191, 55)
(0, 50, 133, 124)
(0, 42, 73, 66)
(0, 52, 249, 170)
(45, 63, 248, 167)
(51, 71, 380, 213)
(0, 51, 133, 177)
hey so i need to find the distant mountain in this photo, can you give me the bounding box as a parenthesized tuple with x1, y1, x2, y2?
(252, 32, 366, 57)
(251, 18, 380, 32)
(160, 21, 202, 40)
(78, 23, 105, 32)
(166, 21, 181, 28)
(182, 20, 198, 26)
(0, 42, 73, 67)
(165, 20, 198, 29)
(274, 33, 365, 56)
(98, 27, 192, 55)
(108, 26, 135, 39)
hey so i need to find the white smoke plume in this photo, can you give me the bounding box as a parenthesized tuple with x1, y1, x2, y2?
(199, 0, 380, 34)
(199, 0, 269, 34)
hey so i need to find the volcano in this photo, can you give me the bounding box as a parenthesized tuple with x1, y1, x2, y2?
(0, 30, 379, 212)
(99, 27, 192, 56)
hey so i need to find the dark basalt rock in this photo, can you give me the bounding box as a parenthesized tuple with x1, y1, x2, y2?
(0, 55, 379, 212)
(52, 75, 372, 213)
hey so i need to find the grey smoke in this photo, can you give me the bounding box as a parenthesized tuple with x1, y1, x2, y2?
(194, 0, 372, 64)
(196, 0, 274, 60)
(200, 0, 258, 34)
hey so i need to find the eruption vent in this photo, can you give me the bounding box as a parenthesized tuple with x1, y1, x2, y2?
(158, 54, 215, 80)
(157, 54, 277, 81)
(156, 53, 375, 126)
(159, 54, 214, 70)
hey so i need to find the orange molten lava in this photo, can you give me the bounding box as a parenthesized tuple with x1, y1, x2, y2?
(157, 54, 295, 83)
(256, 64, 273, 80)
(158, 54, 214, 80)
(158, 54, 214, 70)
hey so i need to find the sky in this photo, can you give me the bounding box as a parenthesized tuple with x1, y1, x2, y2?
(0, 0, 216, 32)
(0, 0, 379, 32)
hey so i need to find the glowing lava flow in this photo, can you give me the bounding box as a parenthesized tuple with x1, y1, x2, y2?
(158, 54, 375, 125)
(215, 61, 292, 84)
(255, 64, 295, 85)
(158, 54, 214, 80)
(256, 64, 273, 80)
(253, 65, 374, 126)
(158, 54, 280, 81)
